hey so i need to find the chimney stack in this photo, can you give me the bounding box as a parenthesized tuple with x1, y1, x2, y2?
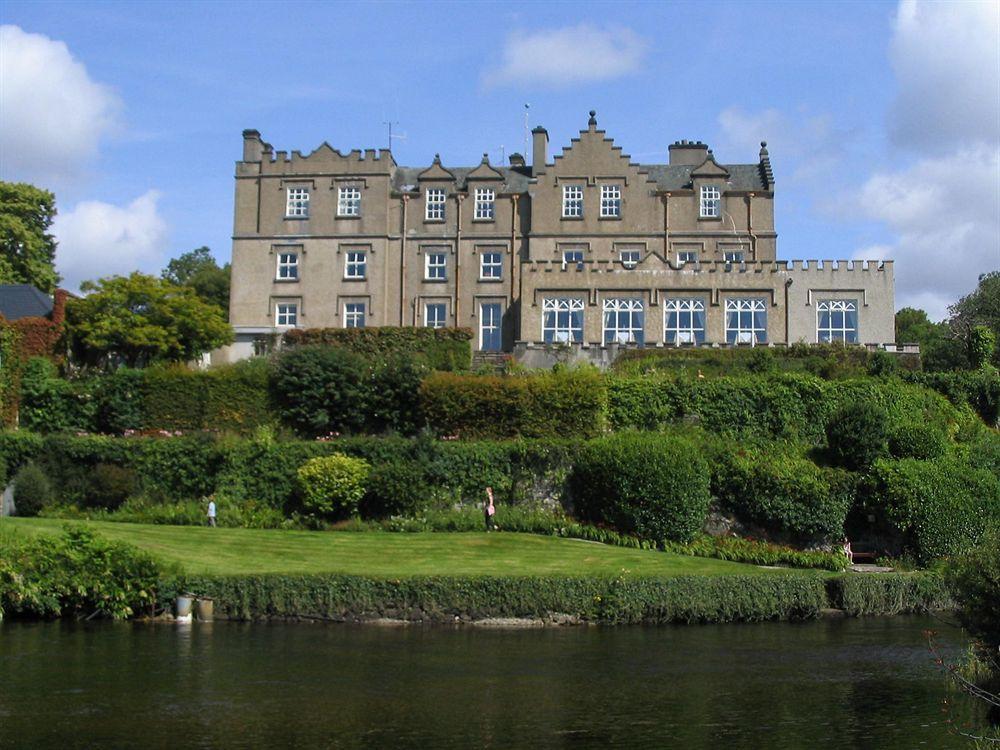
(532, 126, 548, 172)
(668, 140, 709, 166)
(242, 129, 264, 162)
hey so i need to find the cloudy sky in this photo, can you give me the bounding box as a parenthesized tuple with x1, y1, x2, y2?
(1, 0, 997, 320)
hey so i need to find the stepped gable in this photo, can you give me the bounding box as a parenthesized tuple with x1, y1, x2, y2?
(546, 110, 658, 185)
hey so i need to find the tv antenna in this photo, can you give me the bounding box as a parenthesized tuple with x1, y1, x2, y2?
(523, 103, 530, 157)
(383, 120, 407, 152)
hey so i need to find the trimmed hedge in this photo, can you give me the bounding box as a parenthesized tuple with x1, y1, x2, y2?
(419, 369, 608, 439)
(569, 433, 711, 542)
(282, 326, 473, 371)
(903, 367, 1000, 427)
(176, 573, 829, 624)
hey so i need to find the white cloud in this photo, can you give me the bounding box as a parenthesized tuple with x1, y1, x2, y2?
(53, 191, 170, 292)
(888, 0, 1000, 152)
(852, 146, 1000, 321)
(482, 24, 646, 89)
(0, 25, 122, 186)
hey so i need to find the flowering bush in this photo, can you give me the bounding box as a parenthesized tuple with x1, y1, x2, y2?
(295, 453, 370, 519)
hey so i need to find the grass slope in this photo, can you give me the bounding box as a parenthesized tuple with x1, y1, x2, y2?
(1, 518, 780, 578)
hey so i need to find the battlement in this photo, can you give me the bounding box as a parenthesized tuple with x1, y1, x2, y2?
(524, 258, 893, 274)
(242, 130, 395, 173)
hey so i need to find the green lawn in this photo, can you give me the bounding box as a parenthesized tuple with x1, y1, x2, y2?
(1, 517, 782, 578)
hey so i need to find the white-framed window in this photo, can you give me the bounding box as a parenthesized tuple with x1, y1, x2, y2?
(344, 250, 367, 279)
(562, 185, 583, 218)
(723, 250, 745, 263)
(817, 299, 859, 343)
(603, 298, 645, 345)
(276, 252, 299, 280)
(725, 298, 767, 344)
(425, 302, 447, 329)
(542, 298, 584, 343)
(600, 184, 621, 217)
(425, 188, 446, 220)
(474, 188, 495, 220)
(337, 186, 361, 217)
(275, 302, 298, 327)
(285, 187, 309, 218)
(344, 302, 365, 328)
(664, 298, 706, 345)
(677, 251, 699, 264)
(425, 251, 447, 280)
(562, 249, 585, 269)
(480, 251, 503, 280)
(619, 249, 641, 269)
(480, 302, 502, 351)
(700, 185, 721, 218)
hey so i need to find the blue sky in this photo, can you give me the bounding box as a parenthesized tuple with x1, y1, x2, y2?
(1, 0, 997, 319)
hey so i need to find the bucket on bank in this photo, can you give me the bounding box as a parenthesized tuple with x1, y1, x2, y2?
(175, 595, 194, 622)
(195, 597, 214, 622)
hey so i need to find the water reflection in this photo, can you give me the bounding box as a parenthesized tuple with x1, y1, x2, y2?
(0, 617, 970, 749)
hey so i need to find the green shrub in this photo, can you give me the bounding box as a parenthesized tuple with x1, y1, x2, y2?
(271, 345, 371, 437)
(947, 524, 1000, 655)
(83, 463, 137, 510)
(904, 367, 1000, 427)
(664, 534, 846, 571)
(18, 357, 95, 433)
(94, 368, 145, 433)
(359, 460, 432, 519)
(0, 527, 164, 620)
(870, 456, 1000, 563)
(368, 353, 428, 435)
(713, 446, 854, 542)
(296, 453, 370, 519)
(282, 326, 472, 371)
(569, 433, 710, 542)
(887, 423, 947, 460)
(825, 402, 888, 469)
(12, 463, 53, 517)
(827, 573, 951, 616)
(419, 369, 607, 439)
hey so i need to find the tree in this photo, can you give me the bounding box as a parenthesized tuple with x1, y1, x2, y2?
(161, 246, 230, 319)
(0, 182, 60, 293)
(950, 271, 1000, 367)
(66, 272, 233, 368)
(894, 307, 968, 372)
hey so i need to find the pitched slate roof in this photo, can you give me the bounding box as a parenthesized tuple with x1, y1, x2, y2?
(392, 166, 533, 194)
(0, 284, 53, 321)
(641, 163, 770, 192)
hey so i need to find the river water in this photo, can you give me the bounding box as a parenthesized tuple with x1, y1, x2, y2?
(0, 616, 973, 749)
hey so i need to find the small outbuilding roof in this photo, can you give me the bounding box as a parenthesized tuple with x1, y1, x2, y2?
(0, 284, 54, 321)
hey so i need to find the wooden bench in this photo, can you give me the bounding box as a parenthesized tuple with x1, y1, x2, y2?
(850, 550, 877, 563)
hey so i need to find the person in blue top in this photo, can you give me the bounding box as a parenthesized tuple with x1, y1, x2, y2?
(207, 499, 217, 527)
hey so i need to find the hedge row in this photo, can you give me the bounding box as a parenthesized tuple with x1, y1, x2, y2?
(172, 571, 950, 623)
(18, 359, 271, 434)
(282, 326, 473, 371)
(175, 573, 829, 624)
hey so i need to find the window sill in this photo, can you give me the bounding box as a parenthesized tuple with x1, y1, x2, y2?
(478, 278, 504, 283)
(335, 215, 361, 220)
(342, 277, 367, 282)
(697, 216, 722, 222)
(273, 278, 300, 283)
(284, 216, 309, 221)
(424, 219, 446, 224)
(560, 216, 584, 221)
(472, 218, 496, 223)
(423, 278, 449, 284)
(599, 215, 623, 221)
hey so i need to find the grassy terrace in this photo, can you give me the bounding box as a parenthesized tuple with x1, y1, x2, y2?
(0, 518, 786, 578)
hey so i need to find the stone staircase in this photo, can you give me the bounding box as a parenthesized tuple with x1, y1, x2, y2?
(471, 351, 511, 371)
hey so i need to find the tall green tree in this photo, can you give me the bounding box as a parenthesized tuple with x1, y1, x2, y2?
(0, 182, 60, 293)
(67, 272, 233, 368)
(949, 271, 1000, 367)
(161, 246, 230, 319)
(894, 307, 967, 371)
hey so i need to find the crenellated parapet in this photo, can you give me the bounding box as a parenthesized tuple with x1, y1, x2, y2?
(522, 257, 893, 275)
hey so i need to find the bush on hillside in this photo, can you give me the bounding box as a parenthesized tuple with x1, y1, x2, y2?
(825, 402, 889, 470)
(887, 423, 947, 460)
(368, 353, 429, 435)
(712, 447, 855, 542)
(18, 357, 95, 433)
(282, 326, 473, 371)
(12, 462, 54, 517)
(271, 345, 371, 437)
(296, 453, 370, 519)
(83, 463, 137, 510)
(869, 456, 1000, 563)
(359, 460, 433, 519)
(947, 524, 1000, 655)
(569, 433, 711, 542)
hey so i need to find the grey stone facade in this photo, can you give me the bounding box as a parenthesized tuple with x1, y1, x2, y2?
(223, 111, 895, 362)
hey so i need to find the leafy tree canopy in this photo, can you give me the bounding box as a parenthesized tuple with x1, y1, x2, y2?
(0, 181, 60, 294)
(67, 272, 233, 368)
(949, 271, 1000, 367)
(161, 246, 230, 319)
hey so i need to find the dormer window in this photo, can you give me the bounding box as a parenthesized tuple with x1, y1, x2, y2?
(700, 185, 721, 218)
(338, 186, 361, 217)
(600, 185, 621, 218)
(474, 188, 495, 220)
(562, 185, 583, 218)
(426, 188, 446, 221)
(285, 187, 309, 218)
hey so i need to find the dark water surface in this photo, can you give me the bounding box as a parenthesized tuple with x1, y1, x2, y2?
(0, 616, 969, 749)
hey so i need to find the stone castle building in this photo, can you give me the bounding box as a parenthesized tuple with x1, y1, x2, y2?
(226, 111, 895, 362)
